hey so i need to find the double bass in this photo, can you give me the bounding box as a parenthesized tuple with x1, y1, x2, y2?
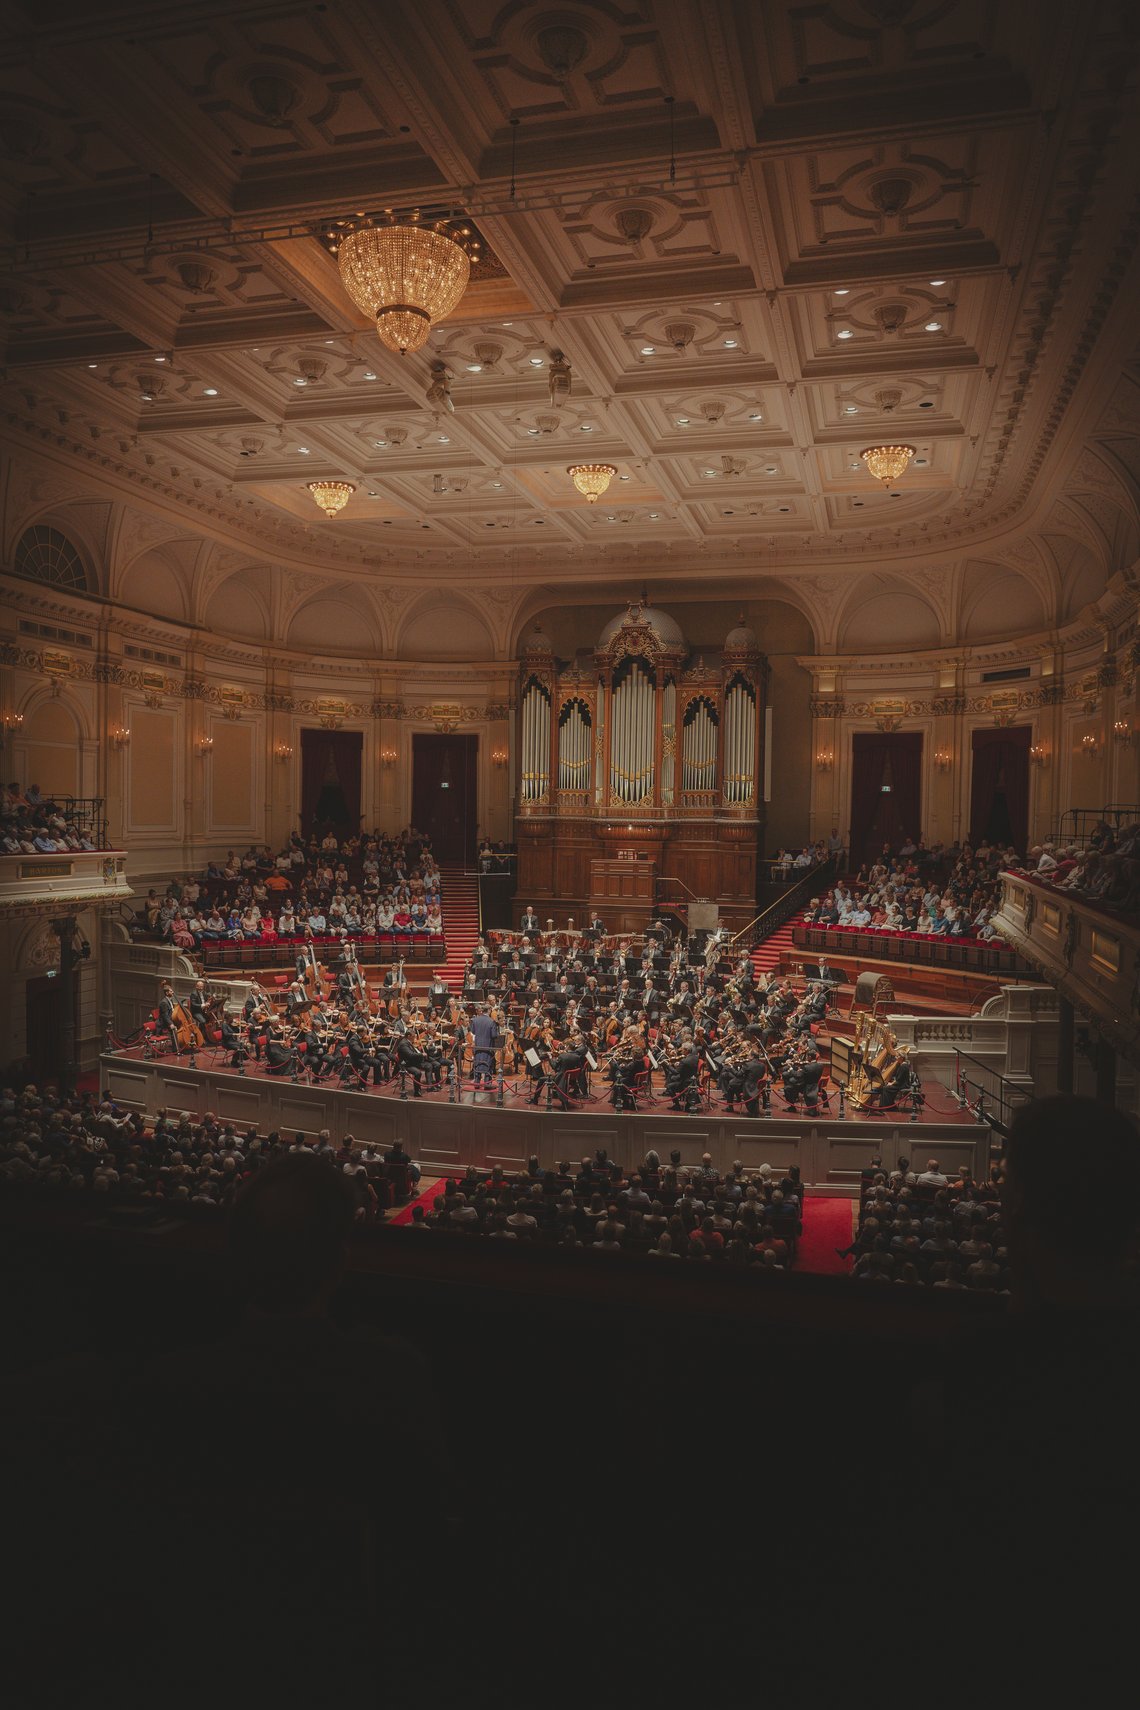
(170, 1000, 205, 1052)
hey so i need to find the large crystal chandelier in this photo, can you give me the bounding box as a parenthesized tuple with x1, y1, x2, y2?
(567, 463, 617, 503)
(331, 214, 477, 355)
(860, 444, 916, 488)
(307, 479, 356, 517)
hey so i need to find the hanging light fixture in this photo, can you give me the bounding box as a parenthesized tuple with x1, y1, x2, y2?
(860, 444, 916, 488)
(331, 213, 478, 355)
(307, 479, 356, 517)
(567, 463, 617, 503)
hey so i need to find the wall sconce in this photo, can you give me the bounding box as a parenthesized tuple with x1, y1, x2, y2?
(274, 743, 293, 762)
(380, 746, 398, 769)
(198, 736, 214, 757)
(1113, 720, 1132, 747)
(1, 712, 25, 741)
(491, 747, 509, 769)
(814, 749, 834, 773)
(1080, 733, 1099, 760)
(110, 726, 131, 750)
(933, 749, 952, 773)
(1029, 742, 1048, 767)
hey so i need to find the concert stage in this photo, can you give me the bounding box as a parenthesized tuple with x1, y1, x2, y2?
(98, 1049, 990, 1192)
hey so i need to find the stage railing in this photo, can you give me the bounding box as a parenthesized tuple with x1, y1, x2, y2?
(953, 1048, 1034, 1136)
(1055, 803, 1139, 848)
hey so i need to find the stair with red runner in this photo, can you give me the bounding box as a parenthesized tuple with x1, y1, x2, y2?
(751, 920, 798, 978)
(436, 866, 481, 990)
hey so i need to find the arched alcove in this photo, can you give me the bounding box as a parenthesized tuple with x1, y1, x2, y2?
(839, 590, 940, 652)
(398, 595, 493, 659)
(118, 549, 188, 622)
(203, 570, 272, 642)
(960, 562, 1046, 642)
(286, 594, 379, 654)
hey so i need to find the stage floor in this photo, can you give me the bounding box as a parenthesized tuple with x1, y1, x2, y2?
(98, 1047, 989, 1191)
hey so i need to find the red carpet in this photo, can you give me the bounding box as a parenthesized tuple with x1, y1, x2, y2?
(751, 920, 797, 977)
(796, 1196, 855, 1276)
(435, 866, 481, 992)
(388, 1177, 450, 1226)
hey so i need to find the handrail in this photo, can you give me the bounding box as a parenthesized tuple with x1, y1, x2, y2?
(730, 858, 836, 948)
(953, 1047, 1034, 1137)
(655, 874, 702, 903)
(1056, 803, 1139, 847)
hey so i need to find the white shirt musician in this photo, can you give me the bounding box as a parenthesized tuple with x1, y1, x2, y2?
(521, 906, 540, 933)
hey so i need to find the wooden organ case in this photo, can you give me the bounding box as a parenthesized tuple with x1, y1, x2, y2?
(515, 604, 768, 934)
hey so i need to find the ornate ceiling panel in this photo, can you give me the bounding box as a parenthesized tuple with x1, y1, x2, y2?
(0, 0, 1135, 616)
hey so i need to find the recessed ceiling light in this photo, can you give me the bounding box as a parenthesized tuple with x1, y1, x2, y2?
(374, 439, 388, 448)
(702, 469, 717, 478)
(925, 320, 943, 332)
(765, 465, 777, 474)
(919, 400, 934, 409)
(929, 278, 946, 287)
(527, 427, 539, 435)
(724, 338, 738, 348)
(368, 491, 379, 497)
(778, 505, 791, 513)
(748, 411, 763, 421)
(203, 387, 218, 396)
(605, 514, 616, 522)
(640, 345, 655, 355)
(723, 509, 734, 516)
(580, 423, 594, 431)
(529, 356, 544, 366)
(154, 355, 166, 363)
(890, 491, 901, 497)
(850, 461, 860, 470)
(853, 500, 864, 507)
(648, 512, 660, 519)
(438, 434, 450, 443)
(325, 339, 335, 346)
(502, 321, 513, 327)
(138, 388, 155, 402)
(834, 289, 850, 296)
(466, 362, 483, 372)
(87, 362, 98, 369)
(619, 473, 630, 481)
(712, 300, 722, 307)
(845, 405, 859, 415)
(675, 416, 690, 425)
(914, 457, 929, 466)
(490, 480, 503, 489)
(837, 329, 853, 340)
(293, 377, 307, 387)
(297, 447, 310, 454)
(363, 370, 377, 380)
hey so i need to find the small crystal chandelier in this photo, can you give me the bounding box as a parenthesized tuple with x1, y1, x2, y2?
(331, 213, 478, 355)
(860, 444, 916, 488)
(307, 479, 356, 518)
(567, 463, 617, 503)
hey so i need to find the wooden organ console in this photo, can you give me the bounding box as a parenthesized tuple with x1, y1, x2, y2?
(515, 603, 768, 933)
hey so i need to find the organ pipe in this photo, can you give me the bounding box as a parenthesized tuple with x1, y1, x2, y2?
(723, 676, 756, 804)
(521, 678, 551, 801)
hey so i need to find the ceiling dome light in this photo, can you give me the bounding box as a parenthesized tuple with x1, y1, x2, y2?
(860, 443, 916, 487)
(837, 328, 853, 340)
(834, 288, 850, 296)
(363, 370, 378, 379)
(567, 463, 617, 503)
(929, 278, 946, 286)
(335, 215, 475, 355)
(925, 320, 943, 332)
(307, 479, 356, 517)
(203, 387, 219, 396)
(640, 345, 656, 355)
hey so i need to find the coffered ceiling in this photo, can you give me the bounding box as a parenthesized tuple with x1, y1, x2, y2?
(0, 0, 1138, 631)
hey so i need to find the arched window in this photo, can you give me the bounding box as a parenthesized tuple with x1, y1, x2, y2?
(13, 526, 88, 591)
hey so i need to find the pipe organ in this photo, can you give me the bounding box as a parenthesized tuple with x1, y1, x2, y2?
(557, 697, 591, 791)
(520, 674, 551, 802)
(514, 604, 768, 930)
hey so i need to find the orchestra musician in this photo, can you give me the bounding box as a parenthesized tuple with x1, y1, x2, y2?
(157, 982, 179, 1053)
(520, 905, 540, 934)
(188, 978, 211, 1039)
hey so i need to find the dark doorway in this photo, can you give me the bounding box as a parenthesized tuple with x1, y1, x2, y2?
(25, 974, 72, 1082)
(412, 734, 477, 864)
(300, 729, 363, 836)
(850, 732, 923, 867)
(970, 726, 1031, 852)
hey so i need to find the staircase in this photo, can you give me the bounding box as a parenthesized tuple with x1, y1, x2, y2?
(437, 866, 481, 990)
(750, 920, 798, 979)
